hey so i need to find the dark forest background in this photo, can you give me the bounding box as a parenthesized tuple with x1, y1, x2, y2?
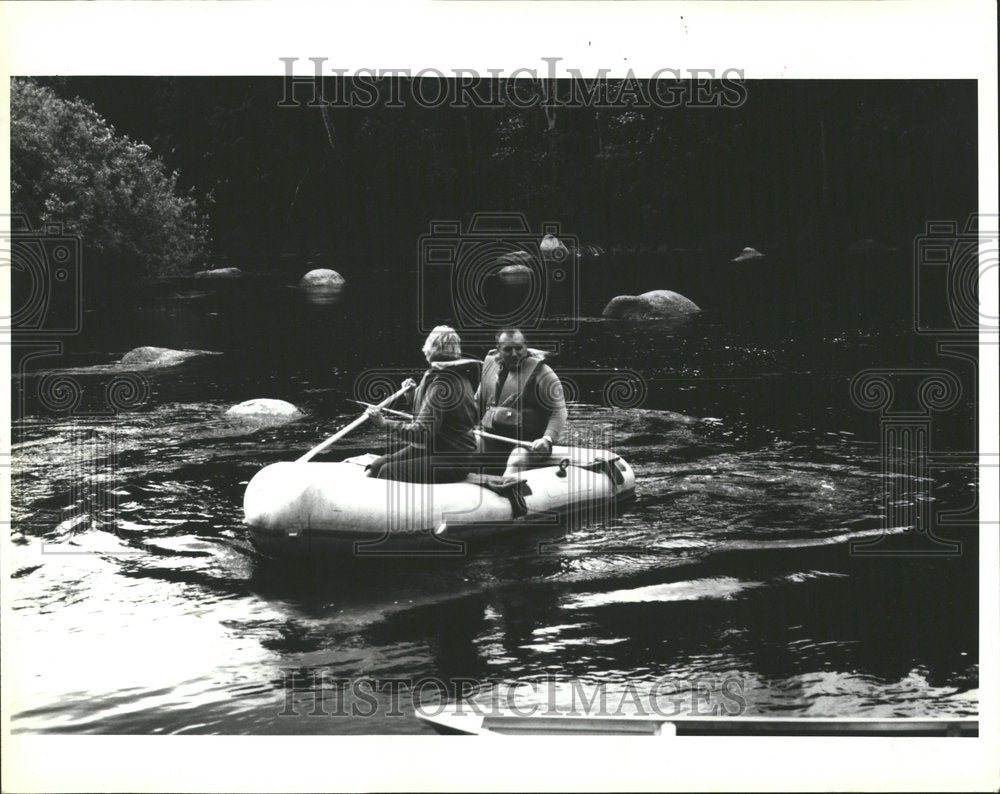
(21, 77, 977, 271)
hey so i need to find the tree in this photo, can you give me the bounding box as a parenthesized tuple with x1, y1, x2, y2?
(10, 78, 208, 279)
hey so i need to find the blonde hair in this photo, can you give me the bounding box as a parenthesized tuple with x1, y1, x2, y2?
(422, 325, 462, 360)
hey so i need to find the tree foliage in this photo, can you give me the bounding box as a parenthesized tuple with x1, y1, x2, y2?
(11, 78, 208, 278)
(18, 77, 977, 270)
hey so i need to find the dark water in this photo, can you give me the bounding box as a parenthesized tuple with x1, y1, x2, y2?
(10, 252, 979, 733)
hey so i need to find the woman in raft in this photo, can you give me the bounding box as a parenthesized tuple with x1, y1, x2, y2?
(364, 325, 481, 483)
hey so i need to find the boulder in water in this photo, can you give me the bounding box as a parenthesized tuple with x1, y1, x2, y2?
(193, 267, 243, 279)
(540, 234, 569, 260)
(731, 247, 765, 262)
(226, 399, 303, 419)
(601, 290, 701, 321)
(499, 263, 533, 278)
(119, 346, 218, 369)
(299, 268, 345, 287)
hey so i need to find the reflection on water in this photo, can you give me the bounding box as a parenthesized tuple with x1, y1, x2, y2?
(9, 257, 978, 733)
(300, 284, 345, 306)
(565, 577, 763, 608)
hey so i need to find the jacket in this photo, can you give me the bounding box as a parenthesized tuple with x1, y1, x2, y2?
(385, 357, 481, 453)
(476, 349, 568, 442)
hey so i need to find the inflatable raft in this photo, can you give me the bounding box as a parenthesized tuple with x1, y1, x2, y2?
(244, 447, 635, 556)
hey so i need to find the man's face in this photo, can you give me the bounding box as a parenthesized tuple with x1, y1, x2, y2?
(497, 332, 528, 369)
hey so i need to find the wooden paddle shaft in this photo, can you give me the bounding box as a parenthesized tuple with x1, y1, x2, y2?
(349, 400, 413, 419)
(474, 429, 534, 450)
(351, 401, 534, 451)
(297, 384, 413, 463)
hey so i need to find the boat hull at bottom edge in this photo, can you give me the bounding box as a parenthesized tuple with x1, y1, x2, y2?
(243, 449, 635, 556)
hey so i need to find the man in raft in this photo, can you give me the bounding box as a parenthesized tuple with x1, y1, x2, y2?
(477, 328, 568, 478)
(364, 326, 481, 483)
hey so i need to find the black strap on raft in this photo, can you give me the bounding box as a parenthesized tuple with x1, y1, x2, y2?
(466, 473, 533, 518)
(503, 480, 531, 518)
(571, 456, 625, 487)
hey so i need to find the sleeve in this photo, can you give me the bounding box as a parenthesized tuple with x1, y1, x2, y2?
(473, 379, 484, 417)
(534, 365, 568, 442)
(477, 356, 494, 416)
(386, 379, 447, 444)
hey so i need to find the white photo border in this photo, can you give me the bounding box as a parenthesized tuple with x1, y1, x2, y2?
(1, 1, 997, 791)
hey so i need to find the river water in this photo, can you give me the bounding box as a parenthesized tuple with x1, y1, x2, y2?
(9, 251, 979, 733)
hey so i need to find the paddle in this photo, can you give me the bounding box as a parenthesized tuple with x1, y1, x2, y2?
(474, 429, 533, 450)
(296, 383, 414, 463)
(348, 399, 413, 419)
(351, 400, 534, 451)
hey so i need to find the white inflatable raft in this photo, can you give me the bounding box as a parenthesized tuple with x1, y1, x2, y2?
(244, 447, 636, 556)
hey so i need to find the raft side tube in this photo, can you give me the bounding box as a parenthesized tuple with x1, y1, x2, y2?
(243, 448, 635, 553)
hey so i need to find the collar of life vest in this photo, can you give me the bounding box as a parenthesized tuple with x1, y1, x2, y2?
(428, 356, 482, 372)
(488, 348, 550, 365)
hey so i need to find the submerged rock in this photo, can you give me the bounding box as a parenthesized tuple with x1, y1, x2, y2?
(731, 247, 765, 262)
(226, 399, 303, 419)
(119, 346, 218, 369)
(193, 267, 243, 279)
(299, 268, 345, 287)
(601, 290, 701, 321)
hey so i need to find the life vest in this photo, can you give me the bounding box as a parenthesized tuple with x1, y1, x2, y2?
(481, 352, 547, 439)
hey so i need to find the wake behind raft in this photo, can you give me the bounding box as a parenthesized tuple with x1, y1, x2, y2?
(244, 421, 635, 557)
